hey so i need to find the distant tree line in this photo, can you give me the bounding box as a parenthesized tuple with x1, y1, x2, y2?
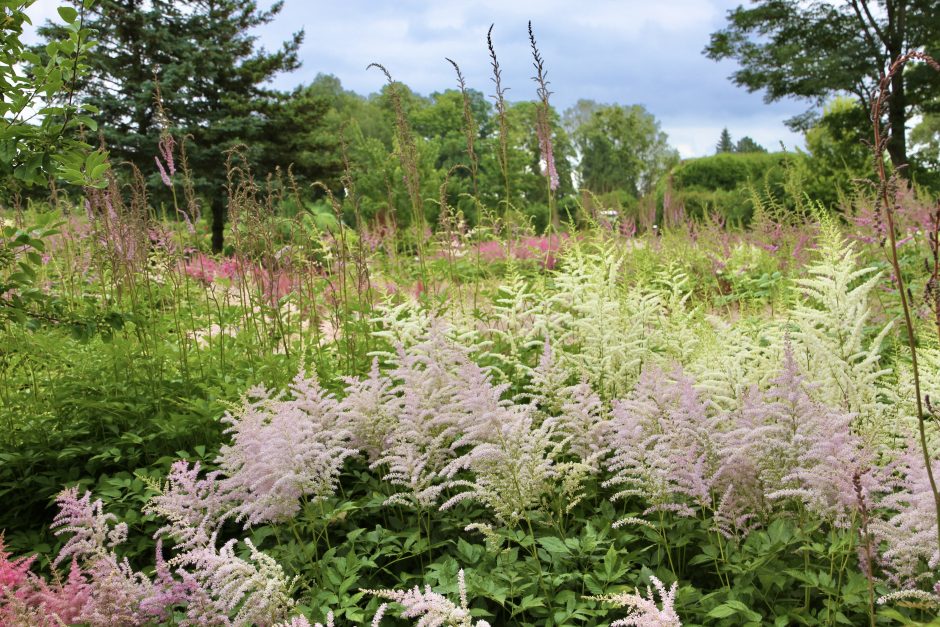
(5, 0, 937, 239)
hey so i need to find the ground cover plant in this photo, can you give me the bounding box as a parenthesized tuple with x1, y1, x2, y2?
(3, 4, 940, 626)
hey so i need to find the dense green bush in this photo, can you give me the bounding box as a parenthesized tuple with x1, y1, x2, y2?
(661, 152, 804, 224)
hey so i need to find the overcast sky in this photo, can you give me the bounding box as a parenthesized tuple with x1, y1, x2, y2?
(25, 0, 811, 158)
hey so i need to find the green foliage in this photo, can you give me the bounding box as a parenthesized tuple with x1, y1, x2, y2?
(735, 136, 766, 154)
(801, 97, 873, 208)
(715, 127, 733, 154)
(565, 100, 678, 198)
(665, 151, 803, 223)
(704, 0, 939, 171)
(36, 0, 310, 250)
(0, 0, 108, 191)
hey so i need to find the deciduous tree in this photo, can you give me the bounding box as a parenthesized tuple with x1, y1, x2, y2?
(705, 0, 939, 174)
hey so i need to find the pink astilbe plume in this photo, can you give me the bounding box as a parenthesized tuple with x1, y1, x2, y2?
(138, 540, 205, 621)
(536, 122, 559, 192)
(374, 330, 477, 508)
(605, 367, 720, 520)
(171, 538, 294, 627)
(340, 358, 397, 463)
(50, 488, 128, 568)
(145, 460, 234, 552)
(871, 444, 940, 590)
(76, 554, 155, 626)
(217, 371, 357, 525)
(593, 575, 681, 627)
(0, 535, 35, 592)
(440, 414, 573, 527)
(155, 133, 176, 187)
(24, 559, 92, 625)
(715, 350, 883, 534)
(45, 489, 182, 626)
(449, 354, 527, 448)
(365, 569, 491, 627)
(550, 380, 610, 470)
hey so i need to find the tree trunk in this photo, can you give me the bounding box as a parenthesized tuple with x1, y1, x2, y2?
(211, 195, 225, 253)
(884, 0, 908, 174)
(886, 57, 909, 173)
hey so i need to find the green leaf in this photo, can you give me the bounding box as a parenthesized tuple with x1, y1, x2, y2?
(537, 536, 569, 556)
(57, 6, 78, 23)
(708, 604, 739, 619)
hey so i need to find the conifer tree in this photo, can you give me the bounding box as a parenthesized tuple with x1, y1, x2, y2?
(715, 127, 734, 154)
(38, 0, 314, 251)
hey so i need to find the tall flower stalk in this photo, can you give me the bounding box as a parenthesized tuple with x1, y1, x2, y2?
(870, 51, 940, 555)
(487, 25, 511, 214)
(528, 21, 559, 229)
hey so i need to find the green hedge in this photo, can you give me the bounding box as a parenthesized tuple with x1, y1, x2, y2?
(660, 152, 805, 225)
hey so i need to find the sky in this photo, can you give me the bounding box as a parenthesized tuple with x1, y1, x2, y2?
(24, 0, 811, 158)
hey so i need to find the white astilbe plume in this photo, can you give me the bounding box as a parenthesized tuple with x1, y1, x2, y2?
(790, 223, 893, 433)
(172, 538, 294, 627)
(648, 269, 705, 365)
(365, 569, 491, 627)
(481, 267, 558, 382)
(441, 414, 582, 527)
(591, 575, 680, 627)
(605, 367, 720, 520)
(521, 338, 574, 414)
(144, 460, 234, 552)
(894, 346, 940, 448)
(371, 299, 481, 364)
(549, 243, 660, 398)
(370, 297, 436, 360)
(689, 315, 783, 411)
(217, 371, 357, 525)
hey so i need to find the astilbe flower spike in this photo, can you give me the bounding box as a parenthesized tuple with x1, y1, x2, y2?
(50, 488, 128, 568)
(172, 538, 295, 627)
(374, 329, 477, 508)
(365, 569, 491, 627)
(155, 132, 176, 187)
(217, 371, 357, 525)
(275, 604, 389, 627)
(144, 460, 234, 552)
(871, 443, 940, 590)
(23, 558, 91, 624)
(605, 367, 720, 521)
(340, 358, 396, 464)
(591, 575, 681, 627)
(0, 534, 35, 592)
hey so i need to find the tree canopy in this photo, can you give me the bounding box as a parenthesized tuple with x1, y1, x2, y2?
(564, 100, 678, 198)
(704, 0, 940, 173)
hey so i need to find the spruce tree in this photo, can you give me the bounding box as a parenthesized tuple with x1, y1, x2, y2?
(37, 0, 311, 251)
(716, 127, 734, 153)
